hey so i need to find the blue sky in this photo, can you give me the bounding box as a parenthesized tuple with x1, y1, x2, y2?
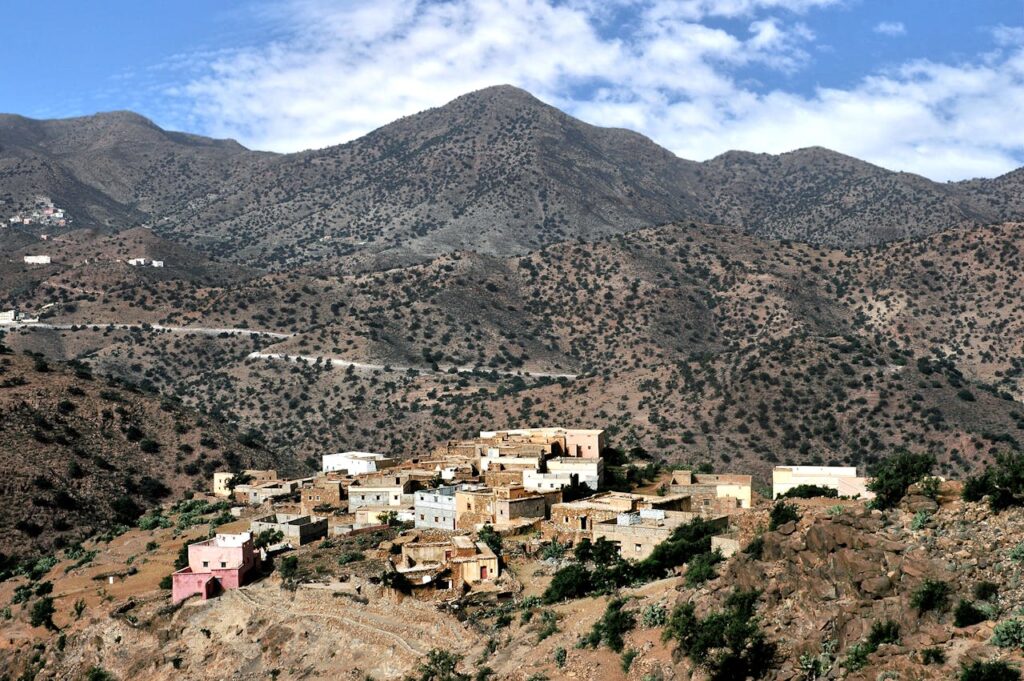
(2, 0, 1023, 180)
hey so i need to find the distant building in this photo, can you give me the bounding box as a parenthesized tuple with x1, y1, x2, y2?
(772, 466, 874, 500)
(523, 457, 604, 492)
(249, 513, 328, 546)
(322, 451, 395, 475)
(171, 532, 260, 604)
(300, 477, 348, 514)
(0, 310, 16, 324)
(212, 472, 234, 498)
(478, 427, 606, 458)
(127, 258, 149, 266)
(454, 485, 559, 531)
(151, 260, 165, 268)
(348, 480, 417, 510)
(592, 509, 728, 560)
(233, 477, 306, 505)
(669, 471, 753, 513)
(414, 483, 487, 531)
(547, 492, 690, 543)
(23, 255, 51, 265)
(396, 535, 499, 589)
(216, 469, 277, 497)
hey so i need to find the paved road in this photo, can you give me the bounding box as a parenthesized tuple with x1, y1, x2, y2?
(247, 351, 578, 379)
(2, 321, 293, 339)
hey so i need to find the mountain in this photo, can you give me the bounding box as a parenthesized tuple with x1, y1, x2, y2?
(0, 110, 261, 231)
(3, 86, 1022, 270)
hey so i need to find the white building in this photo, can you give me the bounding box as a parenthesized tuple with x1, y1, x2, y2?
(23, 255, 51, 265)
(321, 451, 395, 475)
(151, 260, 165, 268)
(0, 310, 16, 324)
(772, 465, 874, 500)
(127, 258, 149, 266)
(523, 457, 604, 492)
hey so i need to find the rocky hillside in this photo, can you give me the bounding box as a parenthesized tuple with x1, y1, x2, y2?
(6, 222, 1024, 481)
(4, 86, 1022, 270)
(0, 345, 279, 563)
(5, 484, 1024, 680)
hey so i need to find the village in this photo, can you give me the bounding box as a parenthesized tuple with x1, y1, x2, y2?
(173, 426, 875, 605)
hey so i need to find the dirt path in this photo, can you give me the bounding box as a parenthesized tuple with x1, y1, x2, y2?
(246, 351, 579, 379)
(3, 321, 293, 338)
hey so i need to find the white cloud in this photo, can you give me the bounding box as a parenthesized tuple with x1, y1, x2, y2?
(873, 21, 906, 37)
(174, 0, 1024, 181)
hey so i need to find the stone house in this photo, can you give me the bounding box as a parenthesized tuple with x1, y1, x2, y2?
(233, 478, 305, 505)
(249, 513, 328, 546)
(171, 532, 260, 604)
(591, 510, 729, 561)
(454, 485, 559, 531)
(547, 492, 690, 543)
(397, 535, 499, 588)
(669, 470, 753, 514)
(300, 477, 348, 514)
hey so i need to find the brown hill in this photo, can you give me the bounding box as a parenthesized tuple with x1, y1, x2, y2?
(0, 347, 279, 564)
(4, 86, 1021, 269)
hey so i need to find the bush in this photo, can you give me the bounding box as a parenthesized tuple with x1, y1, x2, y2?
(911, 579, 951, 614)
(993, 619, 1024, 649)
(743, 535, 764, 559)
(159, 574, 172, 590)
(580, 598, 635, 653)
(621, 649, 638, 673)
(30, 596, 56, 629)
(338, 551, 365, 565)
(477, 524, 502, 555)
(975, 581, 1000, 601)
(778, 484, 838, 499)
(544, 564, 593, 603)
(641, 603, 668, 627)
(662, 589, 776, 681)
(1012, 543, 1024, 562)
(278, 555, 299, 580)
(540, 539, 568, 561)
(85, 668, 116, 681)
(911, 510, 931, 530)
(768, 502, 800, 531)
(537, 610, 558, 642)
(416, 649, 469, 681)
(954, 599, 988, 627)
(866, 620, 900, 648)
(684, 550, 721, 587)
(553, 647, 566, 668)
(962, 452, 1024, 512)
(921, 647, 946, 665)
(868, 450, 935, 509)
(960, 661, 1020, 681)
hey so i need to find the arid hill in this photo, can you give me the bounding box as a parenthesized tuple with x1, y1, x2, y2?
(0, 347, 279, 563)
(5, 222, 1024, 482)
(4, 86, 1022, 271)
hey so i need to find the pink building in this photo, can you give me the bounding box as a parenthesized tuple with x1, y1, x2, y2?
(171, 532, 260, 604)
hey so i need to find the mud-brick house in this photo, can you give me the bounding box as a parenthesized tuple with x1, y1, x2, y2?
(546, 492, 690, 543)
(397, 535, 499, 589)
(171, 532, 260, 603)
(668, 470, 753, 514)
(249, 513, 328, 546)
(591, 509, 728, 561)
(454, 485, 560, 531)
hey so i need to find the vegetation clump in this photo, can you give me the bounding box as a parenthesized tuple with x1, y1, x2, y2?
(868, 450, 935, 509)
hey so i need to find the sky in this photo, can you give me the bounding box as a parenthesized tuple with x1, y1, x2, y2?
(2, 0, 1023, 181)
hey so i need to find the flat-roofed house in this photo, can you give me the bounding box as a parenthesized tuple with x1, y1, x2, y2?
(454, 485, 559, 531)
(479, 427, 606, 459)
(772, 466, 875, 500)
(415, 483, 488, 531)
(249, 513, 328, 546)
(669, 471, 752, 514)
(171, 532, 260, 603)
(547, 492, 690, 543)
(396, 535, 499, 588)
(348, 479, 417, 510)
(592, 509, 729, 561)
(322, 451, 396, 475)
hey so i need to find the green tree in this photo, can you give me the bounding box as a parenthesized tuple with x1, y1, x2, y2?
(30, 596, 56, 630)
(416, 649, 469, 681)
(868, 451, 935, 509)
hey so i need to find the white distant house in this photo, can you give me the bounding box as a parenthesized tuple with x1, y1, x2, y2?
(321, 451, 396, 475)
(151, 260, 165, 268)
(127, 258, 148, 266)
(0, 310, 16, 324)
(772, 465, 875, 500)
(23, 255, 51, 265)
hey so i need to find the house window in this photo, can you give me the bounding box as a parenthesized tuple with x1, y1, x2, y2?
(420, 514, 425, 520)
(434, 517, 439, 523)
(221, 561, 227, 568)
(634, 544, 642, 553)
(202, 561, 209, 568)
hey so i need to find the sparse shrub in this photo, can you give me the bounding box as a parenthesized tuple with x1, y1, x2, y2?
(684, 549, 721, 586)
(920, 647, 946, 665)
(278, 555, 299, 580)
(540, 539, 567, 561)
(85, 668, 116, 681)
(962, 452, 1024, 512)
(662, 589, 776, 681)
(416, 649, 469, 681)
(975, 581, 999, 601)
(960, 660, 1020, 681)
(955, 600, 988, 627)
(911, 579, 951, 614)
(641, 603, 667, 627)
(544, 563, 592, 603)
(337, 551, 365, 565)
(581, 598, 635, 653)
(769, 501, 800, 530)
(30, 596, 56, 629)
(910, 510, 931, 530)
(919, 476, 941, 500)
(621, 649, 638, 672)
(743, 535, 764, 559)
(992, 619, 1024, 649)
(866, 620, 900, 648)
(778, 484, 837, 499)
(1010, 543, 1024, 562)
(553, 647, 566, 668)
